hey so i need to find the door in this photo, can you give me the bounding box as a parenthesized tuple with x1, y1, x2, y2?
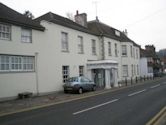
(93, 69, 105, 88)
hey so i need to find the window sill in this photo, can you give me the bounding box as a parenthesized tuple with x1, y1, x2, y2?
(78, 52, 84, 54)
(61, 50, 69, 53)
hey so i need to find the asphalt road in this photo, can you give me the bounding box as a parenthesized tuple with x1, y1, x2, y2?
(0, 78, 166, 125)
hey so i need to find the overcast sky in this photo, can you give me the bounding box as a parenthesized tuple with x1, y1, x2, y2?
(1, 0, 166, 51)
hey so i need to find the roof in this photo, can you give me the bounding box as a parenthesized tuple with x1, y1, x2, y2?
(35, 12, 96, 35)
(88, 20, 140, 47)
(140, 48, 158, 58)
(0, 2, 45, 31)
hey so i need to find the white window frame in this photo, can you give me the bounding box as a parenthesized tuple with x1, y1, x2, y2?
(0, 55, 34, 72)
(92, 39, 96, 55)
(21, 28, 32, 43)
(130, 45, 133, 57)
(122, 65, 128, 77)
(79, 66, 84, 76)
(61, 32, 69, 52)
(0, 23, 11, 40)
(137, 65, 139, 75)
(108, 42, 111, 56)
(115, 43, 118, 57)
(122, 45, 127, 56)
(62, 66, 69, 83)
(78, 36, 84, 54)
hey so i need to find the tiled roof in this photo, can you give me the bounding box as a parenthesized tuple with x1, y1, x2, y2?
(0, 2, 45, 31)
(140, 48, 158, 58)
(87, 20, 140, 47)
(35, 12, 96, 35)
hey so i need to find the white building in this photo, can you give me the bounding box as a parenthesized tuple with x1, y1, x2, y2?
(0, 3, 140, 101)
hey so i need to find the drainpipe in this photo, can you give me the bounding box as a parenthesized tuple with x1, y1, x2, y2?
(35, 52, 39, 96)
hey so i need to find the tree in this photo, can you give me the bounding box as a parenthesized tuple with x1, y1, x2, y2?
(66, 12, 74, 21)
(23, 10, 34, 19)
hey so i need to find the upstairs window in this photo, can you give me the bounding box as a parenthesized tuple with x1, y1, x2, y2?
(21, 28, 32, 43)
(61, 32, 69, 52)
(130, 45, 133, 57)
(115, 43, 118, 57)
(115, 30, 120, 36)
(0, 23, 11, 40)
(122, 45, 127, 56)
(108, 42, 111, 56)
(92, 39, 96, 55)
(78, 36, 84, 54)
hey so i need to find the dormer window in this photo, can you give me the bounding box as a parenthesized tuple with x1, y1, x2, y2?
(115, 30, 120, 36)
(0, 23, 11, 40)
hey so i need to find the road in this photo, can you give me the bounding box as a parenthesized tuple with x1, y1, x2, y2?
(0, 78, 166, 125)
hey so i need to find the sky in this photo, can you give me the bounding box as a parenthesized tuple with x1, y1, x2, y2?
(1, 0, 166, 51)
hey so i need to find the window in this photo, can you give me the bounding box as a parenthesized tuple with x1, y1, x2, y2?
(136, 49, 138, 59)
(133, 48, 135, 58)
(11, 56, 22, 71)
(62, 66, 69, 83)
(78, 36, 84, 54)
(108, 42, 111, 56)
(134, 65, 136, 75)
(137, 65, 139, 75)
(0, 23, 11, 40)
(92, 39, 96, 55)
(131, 64, 134, 76)
(79, 66, 84, 76)
(115, 30, 120, 36)
(115, 43, 118, 57)
(130, 46, 133, 57)
(0, 55, 10, 71)
(21, 28, 32, 43)
(61, 32, 68, 52)
(122, 65, 128, 77)
(122, 45, 127, 56)
(23, 57, 34, 71)
(0, 55, 34, 72)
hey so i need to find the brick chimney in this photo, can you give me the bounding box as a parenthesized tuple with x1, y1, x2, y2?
(74, 10, 87, 27)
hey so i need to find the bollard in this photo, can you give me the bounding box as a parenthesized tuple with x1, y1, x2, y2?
(131, 77, 133, 85)
(136, 76, 138, 83)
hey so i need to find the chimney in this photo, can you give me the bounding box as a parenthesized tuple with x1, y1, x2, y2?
(123, 29, 128, 36)
(74, 10, 87, 27)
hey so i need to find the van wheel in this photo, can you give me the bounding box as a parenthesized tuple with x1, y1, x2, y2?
(78, 88, 83, 94)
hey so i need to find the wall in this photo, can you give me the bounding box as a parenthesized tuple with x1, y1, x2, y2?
(0, 25, 44, 100)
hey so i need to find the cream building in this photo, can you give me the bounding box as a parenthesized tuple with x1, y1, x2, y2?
(0, 3, 140, 101)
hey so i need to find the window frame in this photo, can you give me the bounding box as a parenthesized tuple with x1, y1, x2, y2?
(79, 66, 84, 76)
(115, 43, 118, 57)
(0, 55, 35, 72)
(92, 39, 97, 55)
(21, 28, 32, 43)
(61, 32, 69, 52)
(121, 45, 127, 56)
(78, 36, 84, 54)
(0, 23, 11, 41)
(62, 66, 69, 83)
(108, 42, 112, 56)
(122, 65, 128, 77)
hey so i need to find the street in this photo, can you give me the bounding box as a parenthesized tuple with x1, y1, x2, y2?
(0, 78, 166, 125)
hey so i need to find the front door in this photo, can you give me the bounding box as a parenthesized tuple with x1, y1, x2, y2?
(93, 69, 105, 88)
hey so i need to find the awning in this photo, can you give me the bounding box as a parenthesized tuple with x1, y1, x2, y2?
(87, 60, 118, 69)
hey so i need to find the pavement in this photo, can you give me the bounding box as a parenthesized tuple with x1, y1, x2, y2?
(0, 76, 166, 125)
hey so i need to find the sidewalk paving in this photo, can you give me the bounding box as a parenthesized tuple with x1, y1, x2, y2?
(0, 77, 165, 117)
